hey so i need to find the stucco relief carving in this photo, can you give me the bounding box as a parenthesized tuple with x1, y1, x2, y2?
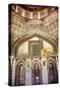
(9, 8, 58, 50)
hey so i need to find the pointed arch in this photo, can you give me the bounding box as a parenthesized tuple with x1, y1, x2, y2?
(32, 58, 42, 85)
(47, 58, 58, 84)
(15, 60, 25, 86)
(12, 32, 57, 57)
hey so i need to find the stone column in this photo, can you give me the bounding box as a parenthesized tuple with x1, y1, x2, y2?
(8, 56, 12, 85)
(11, 57, 16, 86)
(25, 58, 31, 85)
(56, 55, 58, 71)
(41, 57, 48, 84)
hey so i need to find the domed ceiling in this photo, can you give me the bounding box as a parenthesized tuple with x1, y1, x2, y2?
(19, 5, 47, 11)
(9, 4, 58, 52)
(10, 4, 58, 20)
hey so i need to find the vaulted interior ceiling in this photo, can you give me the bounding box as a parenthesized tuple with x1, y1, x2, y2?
(10, 4, 58, 20)
(19, 5, 47, 11)
(9, 4, 58, 54)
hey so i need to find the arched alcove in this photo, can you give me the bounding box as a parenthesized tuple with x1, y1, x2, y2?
(12, 33, 57, 57)
(15, 60, 25, 86)
(47, 59, 58, 84)
(13, 37, 55, 59)
(32, 59, 42, 85)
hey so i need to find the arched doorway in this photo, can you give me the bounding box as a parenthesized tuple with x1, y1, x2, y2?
(15, 61, 25, 86)
(48, 58, 58, 84)
(32, 59, 42, 85)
